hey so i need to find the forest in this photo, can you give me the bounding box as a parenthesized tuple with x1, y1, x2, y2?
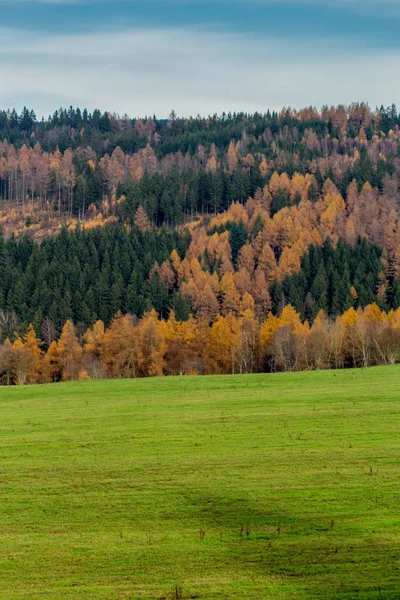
(1, 102, 400, 383)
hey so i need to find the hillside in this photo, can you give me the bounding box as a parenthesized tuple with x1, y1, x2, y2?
(2, 104, 400, 382)
(1, 367, 399, 599)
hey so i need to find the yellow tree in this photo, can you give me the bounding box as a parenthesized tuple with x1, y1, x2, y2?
(100, 313, 138, 378)
(12, 339, 30, 385)
(279, 246, 302, 278)
(362, 303, 396, 365)
(234, 268, 252, 296)
(329, 318, 346, 370)
(340, 307, 362, 367)
(195, 283, 220, 324)
(136, 310, 166, 377)
(163, 312, 202, 375)
(240, 291, 255, 313)
(41, 341, 61, 383)
(180, 316, 203, 374)
(207, 314, 241, 374)
(260, 312, 280, 351)
(259, 243, 278, 282)
(227, 140, 238, 174)
(162, 311, 180, 375)
(259, 159, 268, 178)
(309, 310, 331, 370)
(261, 306, 306, 372)
(170, 249, 183, 282)
(252, 268, 272, 321)
(237, 243, 255, 274)
(57, 320, 83, 381)
(84, 320, 105, 357)
(11, 324, 42, 385)
(84, 320, 106, 379)
(24, 324, 43, 382)
(220, 273, 240, 316)
(236, 308, 260, 374)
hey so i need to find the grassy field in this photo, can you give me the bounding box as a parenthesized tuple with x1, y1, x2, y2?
(1, 367, 400, 599)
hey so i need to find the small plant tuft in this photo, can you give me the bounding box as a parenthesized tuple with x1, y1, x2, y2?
(173, 585, 183, 600)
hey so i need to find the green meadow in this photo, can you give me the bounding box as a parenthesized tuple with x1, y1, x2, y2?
(1, 367, 400, 599)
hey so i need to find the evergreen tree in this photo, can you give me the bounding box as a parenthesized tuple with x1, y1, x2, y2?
(229, 221, 248, 267)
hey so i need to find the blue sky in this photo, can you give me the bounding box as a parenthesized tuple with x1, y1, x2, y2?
(0, 0, 399, 118)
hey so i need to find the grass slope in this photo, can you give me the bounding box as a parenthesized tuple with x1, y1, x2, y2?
(1, 367, 400, 599)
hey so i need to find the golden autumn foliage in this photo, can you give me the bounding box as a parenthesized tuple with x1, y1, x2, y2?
(57, 320, 83, 381)
(5, 111, 400, 384)
(2, 301, 400, 386)
(206, 314, 241, 374)
(11, 324, 42, 385)
(41, 341, 60, 383)
(100, 313, 138, 378)
(220, 274, 240, 315)
(136, 310, 166, 377)
(84, 320, 105, 358)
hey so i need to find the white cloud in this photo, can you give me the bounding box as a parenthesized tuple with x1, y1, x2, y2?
(0, 26, 398, 118)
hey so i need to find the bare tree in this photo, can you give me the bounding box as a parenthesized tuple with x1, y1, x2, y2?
(40, 317, 56, 349)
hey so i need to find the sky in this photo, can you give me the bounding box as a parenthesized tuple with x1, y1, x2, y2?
(0, 0, 399, 118)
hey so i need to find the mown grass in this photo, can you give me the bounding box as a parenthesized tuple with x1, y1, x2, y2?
(1, 367, 400, 599)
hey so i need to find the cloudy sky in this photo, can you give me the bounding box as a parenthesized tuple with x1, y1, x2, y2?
(0, 0, 398, 118)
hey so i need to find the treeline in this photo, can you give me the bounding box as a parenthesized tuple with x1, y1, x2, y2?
(2, 103, 399, 154)
(0, 222, 396, 338)
(1, 102, 400, 229)
(1, 303, 400, 385)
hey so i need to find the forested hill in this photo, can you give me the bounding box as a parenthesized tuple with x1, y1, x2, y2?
(1, 103, 400, 232)
(2, 103, 400, 381)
